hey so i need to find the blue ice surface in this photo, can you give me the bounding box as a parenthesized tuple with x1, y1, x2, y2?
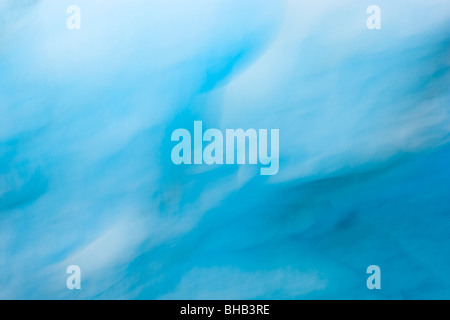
(0, 0, 449, 299)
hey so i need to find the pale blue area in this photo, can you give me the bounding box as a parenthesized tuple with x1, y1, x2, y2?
(0, 0, 449, 299)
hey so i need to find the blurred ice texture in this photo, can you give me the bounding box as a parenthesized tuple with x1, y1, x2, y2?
(0, 0, 449, 299)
